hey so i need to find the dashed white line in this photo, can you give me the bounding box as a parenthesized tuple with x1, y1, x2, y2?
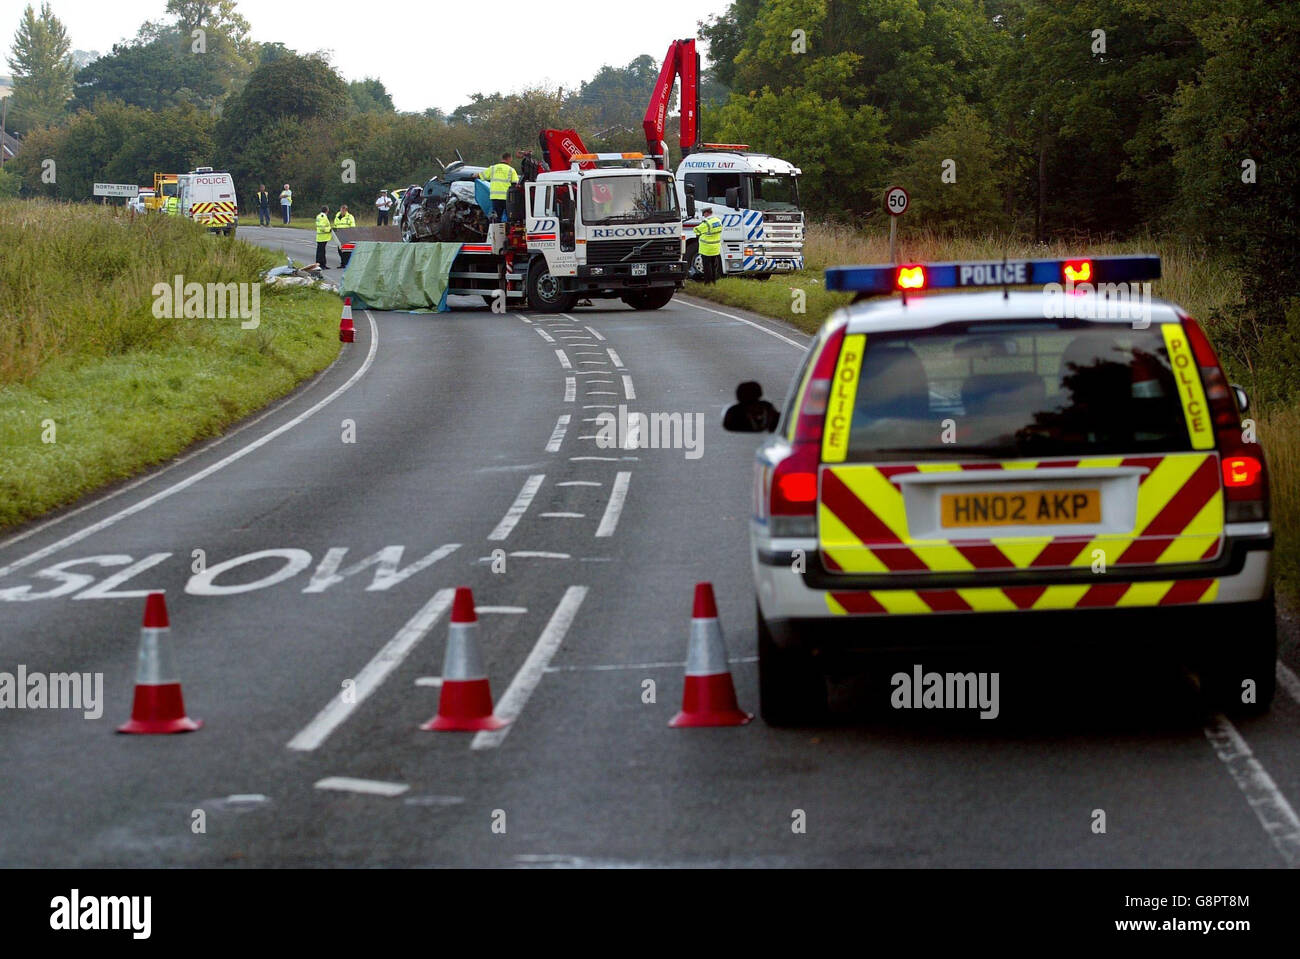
(606, 347, 625, 368)
(554, 349, 572, 369)
(571, 456, 622, 462)
(558, 312, 581, 323)
(509, 550, 572, 558)
(679, 297, 807, 349)
(622, 375, 636, 400)
(489, 474, 545, 541)
(558, 481, 601, 487)
(584, 326, 605, 341)
(540, 512, 585, 518)
(1203, 713, 1300, 866)
(588, 391, 618, 396)
(475, 606, 528, 614)
(288, 587, 454, 751)
(564, 376, 576, 402)
(545, 656, 757, 673)
(315, 777, 410, 798)
(545, 414, 570, 452)
(472, 586, 588, 750)
(0, 310, 382, 581)
(595, 471, 631, 538)
(534, 327, 555, 343)
(583, 404, 617, 409)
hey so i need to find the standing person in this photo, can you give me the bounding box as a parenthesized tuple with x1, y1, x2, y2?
(315, 206, 332, 269)
(478, 152, 519, 224)
(256, 184, 270, 226)
(694, 206, 724, 284)
(280, 183, 293, 224)
(333, 204, 356, 267)
(375, 189, 393, 226)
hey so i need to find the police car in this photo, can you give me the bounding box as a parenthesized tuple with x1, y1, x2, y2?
(724, 256, 1275, 724)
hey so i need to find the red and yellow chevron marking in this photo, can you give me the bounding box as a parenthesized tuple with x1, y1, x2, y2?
(189, 201, 237, 215)
(826, 577, 1218, 615)
(819, 453, 1223, 574)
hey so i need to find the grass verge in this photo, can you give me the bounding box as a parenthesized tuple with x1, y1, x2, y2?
(0, 199, 341, 529)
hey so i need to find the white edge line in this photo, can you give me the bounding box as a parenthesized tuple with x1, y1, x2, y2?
(0, 310, 380, 577)
(595, 471, 631, 538)
(1202, 713, 1300, 867)
(488, 474, 545, 541)
(554, 348, 571, 369)
(545, 414, 570, 453)
(288, 587, 454, 751)
(314, 777, 410, 797)
(584, 326, 606, 341)
(1277, 662, 1300, 705)
(679, 296, 807, 349)
(621, 375, 636, 401)
(472, 586, 588, 750)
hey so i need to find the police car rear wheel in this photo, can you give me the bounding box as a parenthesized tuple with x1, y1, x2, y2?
(758, 603, 829, 726)
(527, 259, 576, 313)
(1198, 595, 1277, 716)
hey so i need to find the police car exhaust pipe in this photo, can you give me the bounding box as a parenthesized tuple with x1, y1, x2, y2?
(670, 583, 752, 728)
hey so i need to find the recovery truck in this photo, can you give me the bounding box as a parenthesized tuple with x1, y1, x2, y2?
(404, 133, 686, 312)
(645, 38, 806, 280)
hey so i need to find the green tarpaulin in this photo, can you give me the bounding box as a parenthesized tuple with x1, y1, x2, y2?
(339, 241, 462, 312)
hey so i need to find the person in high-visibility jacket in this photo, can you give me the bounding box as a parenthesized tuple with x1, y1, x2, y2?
(478, 152, 519, 224)
(165, 195, 179, 216)
(333, 205, 356, 267)
(315, 206, 332, 269)
(693, 206, 724, 284)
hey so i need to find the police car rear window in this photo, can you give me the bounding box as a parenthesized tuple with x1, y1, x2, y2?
(844, 321, 1191, 460)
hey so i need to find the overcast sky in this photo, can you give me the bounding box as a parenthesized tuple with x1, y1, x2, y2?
(2, 0, 734, 112)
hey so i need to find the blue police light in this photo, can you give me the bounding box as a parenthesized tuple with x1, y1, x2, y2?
(824, 255, 1161, 295)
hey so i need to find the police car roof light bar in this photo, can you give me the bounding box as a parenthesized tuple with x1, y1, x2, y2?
(825, 255, 1161, 297)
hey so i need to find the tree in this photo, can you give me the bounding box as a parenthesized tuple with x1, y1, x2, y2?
(891, 103, 1007, 232)
(348, 78, 394, 114)
(5, 3, 74, 133)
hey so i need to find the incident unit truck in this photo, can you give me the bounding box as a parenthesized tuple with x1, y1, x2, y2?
(444, 150, 686, 312)
(643, 38, 806, 280)
(175, 167, 239, 236)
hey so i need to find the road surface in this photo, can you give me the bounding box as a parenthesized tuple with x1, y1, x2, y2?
(1, 226, 1298, 867)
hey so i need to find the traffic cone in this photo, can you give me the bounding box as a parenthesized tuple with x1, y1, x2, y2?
(339, 297, 355, 343)
(670, 583, 752, 727)
(117, 593, 201, 734)
(421, 587, 507, 731)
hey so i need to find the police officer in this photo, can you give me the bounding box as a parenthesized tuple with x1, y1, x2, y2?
(256, 184, 271, 226)
(333, 204, 356, 267)
(478, 152, 519, 224)
(375, 189, 393, 226)
(694, 206, 723, 284)
(165, 193, 179, 216)
(315, 206, 332, 268)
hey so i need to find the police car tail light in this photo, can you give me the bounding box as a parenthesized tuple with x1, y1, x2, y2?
(769, 444, 820, 536)
(1182, 316, 1269, 521)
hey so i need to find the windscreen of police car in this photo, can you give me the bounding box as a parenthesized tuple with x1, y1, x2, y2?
(581, 175, 679, 224)
(844, 321, 1190, 460)
(746, 174, 800, 212)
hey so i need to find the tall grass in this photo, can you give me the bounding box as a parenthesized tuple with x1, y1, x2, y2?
(0, 200, 275, 384)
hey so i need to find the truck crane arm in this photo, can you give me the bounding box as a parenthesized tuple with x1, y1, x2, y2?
(643, 38, 700, 170)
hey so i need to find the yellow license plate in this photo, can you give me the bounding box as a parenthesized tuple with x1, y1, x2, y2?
(941, 489, 1100, 527)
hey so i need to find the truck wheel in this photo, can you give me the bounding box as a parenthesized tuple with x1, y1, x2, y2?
(758, 603, 828, 726)
(1198, 595, 1277, 716)
(620, 288, 675, 310)
(685, 240, 702, 280)
(526, 259, 576, 313)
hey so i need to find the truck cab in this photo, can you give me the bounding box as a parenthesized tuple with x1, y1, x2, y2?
(450, 153, 686, 312)
(677, 146, 805, 279)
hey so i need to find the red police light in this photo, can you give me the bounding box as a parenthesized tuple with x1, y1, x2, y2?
(776, 471, 818, 504)
(1064, 259, 1092, 283)
(1223, 456, 1263, 488)
(897, 265, 926, 290)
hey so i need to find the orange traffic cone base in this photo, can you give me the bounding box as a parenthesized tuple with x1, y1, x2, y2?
(117, 683, 202, 734)
(670, 672, 752, 727)
(420, 679, 507, 732)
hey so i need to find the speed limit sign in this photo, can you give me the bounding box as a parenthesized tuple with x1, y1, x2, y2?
(884, 186, 909, 216)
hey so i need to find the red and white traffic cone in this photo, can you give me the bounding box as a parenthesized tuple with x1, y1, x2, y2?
(670, 582, 752, 727)
(421, 587, 507, 732)
(339, 296, 355, 343)
(117, 593, 201, 734)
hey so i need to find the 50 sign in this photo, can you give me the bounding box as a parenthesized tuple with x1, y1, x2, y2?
(884, 186, 910, 216)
